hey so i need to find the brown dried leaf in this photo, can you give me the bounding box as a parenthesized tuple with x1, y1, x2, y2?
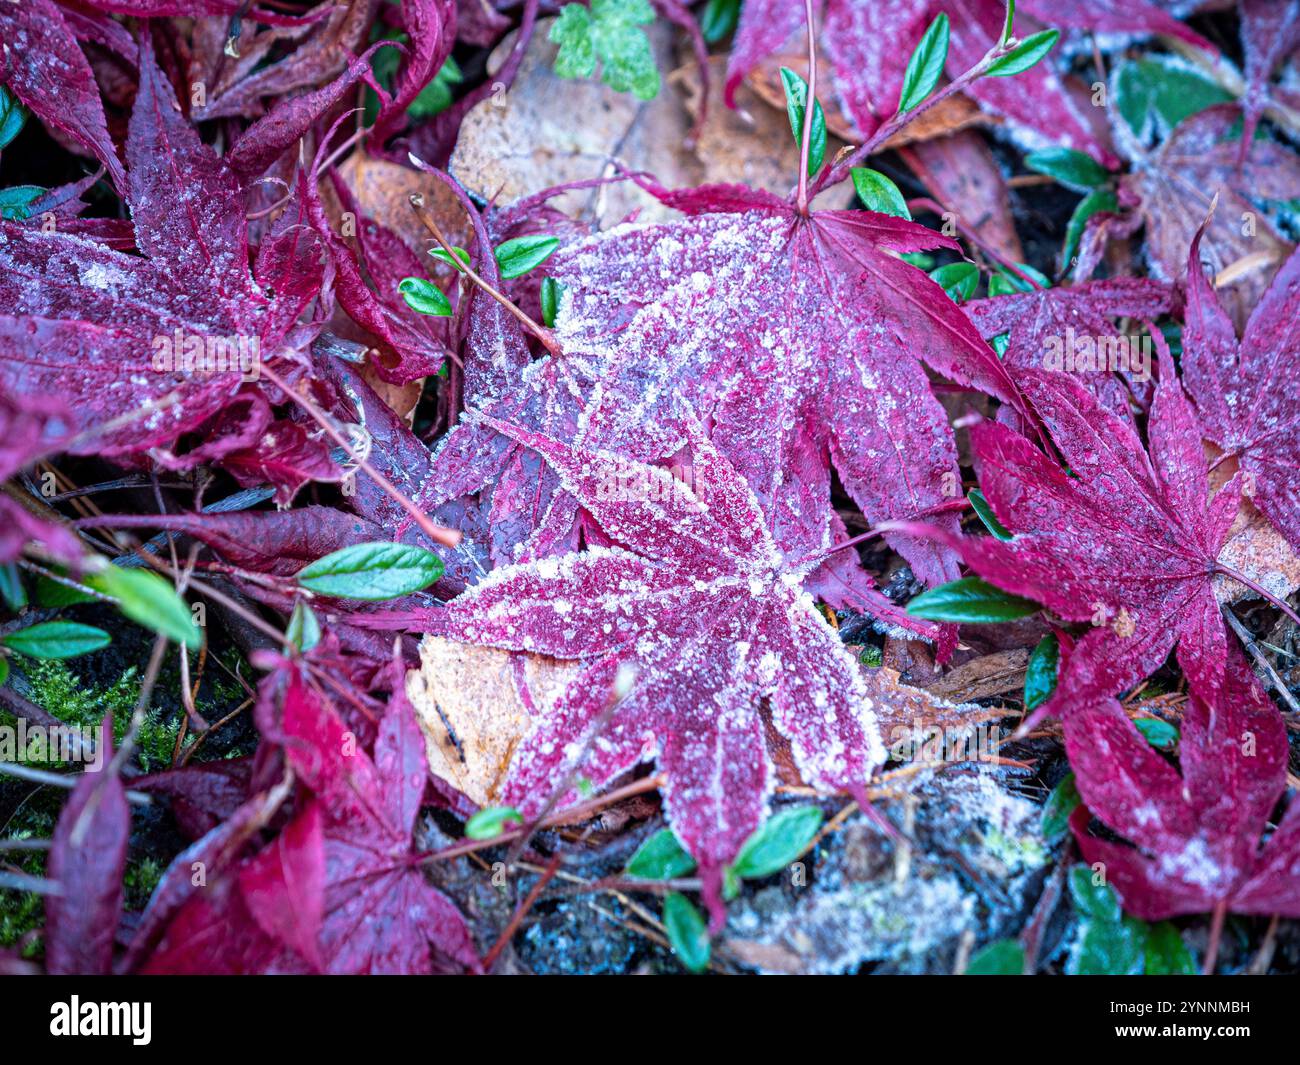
(406, 636, 583, 806)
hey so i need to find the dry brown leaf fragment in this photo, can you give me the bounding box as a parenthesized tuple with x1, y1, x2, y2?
(406, 636, 583, 806)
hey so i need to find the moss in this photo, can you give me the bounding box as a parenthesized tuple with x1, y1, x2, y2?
(0, 794, 57, 958)
(123, 856, 163, 913)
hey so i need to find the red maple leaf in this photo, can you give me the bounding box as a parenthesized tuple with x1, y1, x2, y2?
(143, 659, 479, 974)
(0, 37, 326, 458)
(544, 184, 1029, 594)
(963, 277, 1172, 418)
(439, 408, 892, 924)
(903, 352, 1248, 723)
(1181, 226, 1300, 558)
(1066, 649, 1300, 923)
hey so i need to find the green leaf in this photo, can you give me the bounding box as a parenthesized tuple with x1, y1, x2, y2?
(88, 565, 202, 650)
(408, 56, 463, 120)
(966, 938, 1024, 974)
(0, 656, 8, 686)
(495, 235, 559, 280)
(968, 488, 1012, 540)
(1025, 147, 1110, 191)
(0, 86, 27, 151)
(851, 167, 911, 219)
(1072, 916, 1145, 975)
(731, 806, 823, 880)
(1143, 921, 1196, 975)
(551, 0, 660, 101)
(398, 277, 452, 316)
(1114, 56, 1233, 142)
(1135, 716, 1179, 750)
(906, 577, 1040, 623)
(986, 29, 1059, 77)
(1000, 0, 1016, 45)
(430, 246, 471, 269)
(898, 13, 949, 113)
(285, 600, 322, 653)
(929, 261, 979, 303)
(988, 262, 1050, 295)
(465, 806, 524, 840)
(540, 276, 563, 327)
(551, 3, 597, 78)
(899, 251, 935, 270)
(0, 185, 45, 222)
(626, 828, 697, 879)
(35, 575, 97, 609)
(662, 892, 710, 973)
(1040, 772, 1079, 841)
(2, 621, 111, 660)
(1066, 864, 1147, 975)
(0, 562, 25, 611)
(700, 0, 740, 43)
(1024, 633, 1059, 711)
(296, 542, 445, 601)
(779, 67, 826, 176)
(1062, 188, 1118, 274)
(1068, 864, 1122, 924)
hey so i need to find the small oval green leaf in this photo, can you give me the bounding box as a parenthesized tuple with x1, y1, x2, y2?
(662, 892, 710, 973)
(1040, 771, 1079, 841)
(1135, 716, 1179, 750)
(465, 805, 524, 840)
(1024, 633, 1059, 711)
(495, 235, 560, 280)
(0, 86, 27, 151)
(0, 562, 25, 611)
(986, 29, 1059, 77)
(700, 0, 740, 43)
(968, 488, 1012, 540)
(430, 246, 471, 269)
(1143, 921, 1196, 975)
(731, 805, 823, 880)
(1025, 147, 1110, 191)
(898, 13, 949, 113)
(626, 828, 697, 880)
(398, 277, 452, 316)
(929, 261, 979, 303)
(540, 276, 563, 327)
(296, 542, 445, 601)
(1, 621, 111, 660)
(965, 937, 1024, 974)
(285, 600, 322, 653)
(88, 565, 202, 650)
(778, 67, 826, 176)
(850, 167, 911, 220)
(906, 577, 1040, 623)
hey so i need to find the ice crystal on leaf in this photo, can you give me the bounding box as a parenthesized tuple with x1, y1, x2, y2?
(545, 184, 1031, 594)
(439, 407, 890, 925)
(1067, 650, 1300, 921)
(0, 38, 324, 458)
(902, 352, 1241, 725)
(1181, 227, 1300, 558)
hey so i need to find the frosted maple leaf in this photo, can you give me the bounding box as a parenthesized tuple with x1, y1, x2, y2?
(437, 406, 887, 922)
(544, 185, 1031, 591)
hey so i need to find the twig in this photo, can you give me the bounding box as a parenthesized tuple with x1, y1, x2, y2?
(482, 853, 562, 971)
(795, 0, 819, 216)
(0, 763, 151, 805)
(408, 193, 563, 358)
(258, 362, 460, 549)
